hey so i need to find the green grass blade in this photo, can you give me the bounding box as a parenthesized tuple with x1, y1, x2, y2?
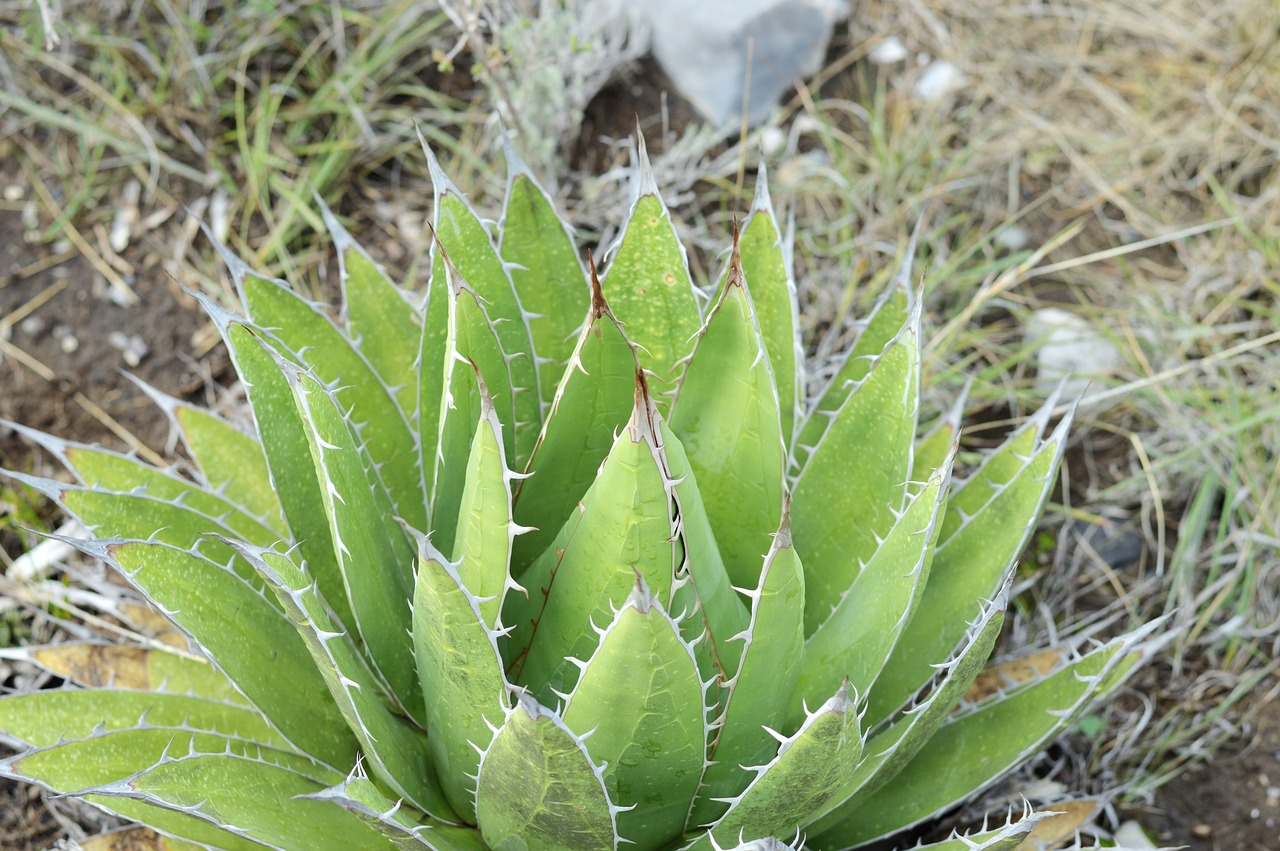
(561, 579, 708, 849)
(670, 236, 785, 589)
(791, 312, 920, 635)
(475, 694, 619, 850)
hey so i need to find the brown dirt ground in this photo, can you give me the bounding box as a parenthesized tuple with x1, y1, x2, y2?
(1, 44, 1277, 851)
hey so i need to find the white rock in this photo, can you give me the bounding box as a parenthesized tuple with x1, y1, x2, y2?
(1024, 307, 1124, 398)
(995, 226, 1029, 251)
(606, 0, 849, 127)
(1113, 821, 1157, 849)
(759, 126, 787, 156)
(869, 36, 908, 65)
(914, 60, 964, 100)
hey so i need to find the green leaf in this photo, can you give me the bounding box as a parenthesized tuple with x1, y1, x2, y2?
(90, 751, 393, 850)
(691, 682, 863, 847)
(499, 143, 589, 403)
(475, 694, 618, 851)
(736, 167, 801, 449)
(210, 309, 349, 628)
(810, 627, 1154, 847)
(670, 235, 784, 589)
(426, 142, 541, 467)
(511, 270, 639, 573)
(222, 247, 427, 533)
(791, 313, 920, 635)
(322, 198, 422, 414)
(792, 232, 917, 473)
(115, 380, 285, 532)
(690, 507, 805, 828)
(561, 579, 707, 849)
(805, 579, 1010, 835)
(452, 387, 521, 628)
(413, 539, 512, 823)
(911, 384, 967, 483)
(284, 360, 421, 718)
(793, 458, 951, 720)
(86, 539, 357, 770)
(905, 811, 1056, 851)
(505, 377, 680, 700)
(660, 417, 752, 683)
(599, 143, 701, 409)
(432, 270, 519, 556)
(868, 408, 1070, 722)
(309, 769, 490, 851)
(233, 543, 456, 823)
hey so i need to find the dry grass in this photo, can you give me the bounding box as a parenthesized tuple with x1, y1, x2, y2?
(1, 0, 1278, 845)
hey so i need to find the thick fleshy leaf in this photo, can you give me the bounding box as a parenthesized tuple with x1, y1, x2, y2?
(0, 689, 283, 750)
(283, 361, 420, 717)
(308, 769, 490, 851)
(670, 232, 784, 588)
(211, 310, 349, 627)
(792, 231, 917, 473)
(431, 266, 517, 556)
(511, 266, 639, 573)
(504, 378, 679, 700)
(688, 683, 863, 848)
(661, 417, 752, 683)
(868, 408, 1070, 722)
(689, 507, 805, 828)
(911, 385, 967, 483)
(234, 544, 455, 822)
(499, 142, 589, 402)
(1, 726, 327, 851)
(451, 387, 521, 628)
(561, 579, 707, 849)
(599, 140, 701, 407)
(117, 379, 285, 531)
(792, 313, 920, 635)
(88, 751, 393, 850)
(810, 628, 1154, 847)
(426, 142, 541, 466)
(793, 458, 951, 719)
(222, 248, 427, 533)
(1, 643, 243, 705)
(323, 199, 422, 414)
(413, 539, 512, 822)
(735, 165, 801, 449)
(475, 694, 618, 850)
(805, 579, 1011, 834)
(898, 810, 1058, 851)
(80, 538, 357, 770)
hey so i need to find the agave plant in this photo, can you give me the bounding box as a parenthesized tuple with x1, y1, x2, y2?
(0, 136, 1156, 851)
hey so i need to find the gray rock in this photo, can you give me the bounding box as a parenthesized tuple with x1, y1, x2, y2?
(608, 0, 848, 127)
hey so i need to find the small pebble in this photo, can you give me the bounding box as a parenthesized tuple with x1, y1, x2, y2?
(759, 126, 786, 156)
(995, 226, 1029, 251)
(1253, 808, 1262, 819)
(914, 60, 964, 100)
(1192, 824, 1212, 838)
(869, 36, 908, 64)
(3, 184, 23, 202)
(107, 331, 149, 367)
(20, 317, 45, 336)
(60, 334, 79, 354)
